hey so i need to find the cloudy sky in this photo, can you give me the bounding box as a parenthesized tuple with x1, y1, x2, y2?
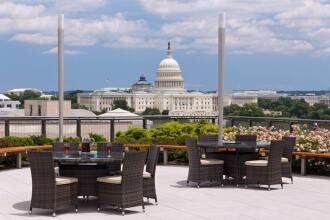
(1, 0, 330, 92)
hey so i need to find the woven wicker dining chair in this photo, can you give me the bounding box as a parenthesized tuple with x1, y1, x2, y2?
(281, 136, 296, 183)
(97, 142, 123, 175)
(28, 151, 78, 217)
(143, 146, 160, 205)
(53, 142, 65, 151)
(198, 134, 218, 156)
(69, 142, 80, 152)
(97, 151, 147, 216)
(235, 134, 257, 153)
(245, 140, 284, 190)
(185, 138, 224, 188)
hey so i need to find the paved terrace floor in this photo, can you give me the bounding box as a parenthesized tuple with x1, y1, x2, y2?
(0, 165, 329, 220)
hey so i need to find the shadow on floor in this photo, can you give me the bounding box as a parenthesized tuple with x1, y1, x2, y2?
(12, 198, 146, 217)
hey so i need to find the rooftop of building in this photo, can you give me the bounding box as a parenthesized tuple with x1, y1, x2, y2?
(2, 165, 329, 220)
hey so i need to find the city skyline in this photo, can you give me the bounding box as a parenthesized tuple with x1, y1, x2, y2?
(1, 0, 330, 92)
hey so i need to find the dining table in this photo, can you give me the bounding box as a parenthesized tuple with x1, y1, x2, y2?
(54, 151, 123, 197)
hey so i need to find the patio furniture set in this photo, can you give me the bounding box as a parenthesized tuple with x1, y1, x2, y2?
(186, 134, 295, 190)
(28, 143, 160, 217)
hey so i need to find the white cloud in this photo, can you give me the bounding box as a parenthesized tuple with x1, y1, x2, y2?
(43, 47, 85, 55)
(1, 0, 330, 55)
(0, 1, 45, 18)
(55, 0, 106, 12)
(10, 33, 55, 44)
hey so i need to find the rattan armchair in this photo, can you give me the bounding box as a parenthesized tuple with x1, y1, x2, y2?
(281, 136, 296, 183)
(97, 142, 123, 175)
(69, 142, 80, 152)
(186, 138, 224, 188)
(245, 140, 284, 190)
(28, 151, 78, 217)
(53, 142, 65, 151)
(143, 146, 160, 204)
(97, 151, 147, 215)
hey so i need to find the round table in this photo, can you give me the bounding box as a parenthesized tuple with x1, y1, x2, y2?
(54, 151, 123, 196)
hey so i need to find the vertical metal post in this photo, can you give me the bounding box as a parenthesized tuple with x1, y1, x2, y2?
(289, 122, 294, 133)
(268, 120, 273, 128)
(211, 118, 216, 124)
(301, 156, 306, 175)
(110, 119, 115, 142)
(41, 119, 47, 136)
(249, 120, 253, 127)
(163, 148, 168, 165)
(58, 14, 64, 142)
(17, 152, 22, 169)
(5, 119, 9, 136)
(142, 118, 147, 129)
(218, 13, 226, 144)
(76, 119, 81, 138)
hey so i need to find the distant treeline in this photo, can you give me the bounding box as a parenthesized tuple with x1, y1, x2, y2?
(225, 97, 330, 120)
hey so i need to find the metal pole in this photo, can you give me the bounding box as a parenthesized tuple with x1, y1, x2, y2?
(58, 14, 64, 142)
(218, 13, 226, 145)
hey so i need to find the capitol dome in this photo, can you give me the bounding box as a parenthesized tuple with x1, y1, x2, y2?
(154, 42, 185, 93)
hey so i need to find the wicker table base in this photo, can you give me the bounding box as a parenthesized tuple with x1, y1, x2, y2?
(59, 164, 109, 196)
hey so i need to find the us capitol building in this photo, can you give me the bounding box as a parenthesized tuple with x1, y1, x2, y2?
(77, 43, 256, 116)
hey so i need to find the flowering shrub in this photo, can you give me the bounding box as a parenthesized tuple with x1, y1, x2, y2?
(116, 122, 330, 154)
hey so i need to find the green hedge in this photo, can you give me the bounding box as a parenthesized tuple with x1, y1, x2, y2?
(115, 121, 329, 175)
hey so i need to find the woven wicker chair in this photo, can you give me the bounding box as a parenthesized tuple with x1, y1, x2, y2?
(28, 151, 78, 217)
(186, 138, 224, 188)
(245, 140, 284, 190)
(143, 146, 160, 204)
(282, 136, 296, 183)
(53, 142, 65, 151)
(69, 142, 80, 152)
(97, 151, 147, 216)
(97, 142, 123, 175)
(198, 134, 218, 157)
(235, 134, 257, 153)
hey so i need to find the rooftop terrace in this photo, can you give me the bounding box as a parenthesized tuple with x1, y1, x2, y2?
(1, 165, 329, 220)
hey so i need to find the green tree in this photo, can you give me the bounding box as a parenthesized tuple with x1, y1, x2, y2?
(64, 90, 84, 109)
(112, 99, 135, 112)
(162, 109, 169, 115)
(6, 90, 42, 108)
(225, 103, 265, 117)
(142, 108, 161, 115)
(258, 98, 273, 109)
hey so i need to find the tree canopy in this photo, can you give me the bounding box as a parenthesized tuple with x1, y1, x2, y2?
(112, 99, 135, 112)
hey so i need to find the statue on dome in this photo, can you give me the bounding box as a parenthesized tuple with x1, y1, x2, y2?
(168, 41, 171, 50)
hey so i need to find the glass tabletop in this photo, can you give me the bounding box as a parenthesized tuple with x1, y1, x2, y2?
(53, 151, 123, 163)
(197, 140, 271, 148)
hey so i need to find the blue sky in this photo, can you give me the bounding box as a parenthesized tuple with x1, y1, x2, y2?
(1, 0, 330, 92)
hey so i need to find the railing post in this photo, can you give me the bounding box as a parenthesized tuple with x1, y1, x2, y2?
(5, 119, 9, 137)
(76, 119, 81, 138)
(268, 120, 273, 128)
(301, 156, 306, 175)
(41, 119, 47, 136)
(290, 122, 294, 133)
(143, 118, 147, 129)
(249, 120, 253, 127)
(17, 152, 22, 169)
(110, 119, 115, 142)
(231, 119, 235, 127)
(162, 148, 168, 165)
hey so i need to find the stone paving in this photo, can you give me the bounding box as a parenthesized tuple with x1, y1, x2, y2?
(0, 165, 329, 220)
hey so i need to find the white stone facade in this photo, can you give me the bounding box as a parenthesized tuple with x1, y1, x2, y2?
(77, 45, 282, 115)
